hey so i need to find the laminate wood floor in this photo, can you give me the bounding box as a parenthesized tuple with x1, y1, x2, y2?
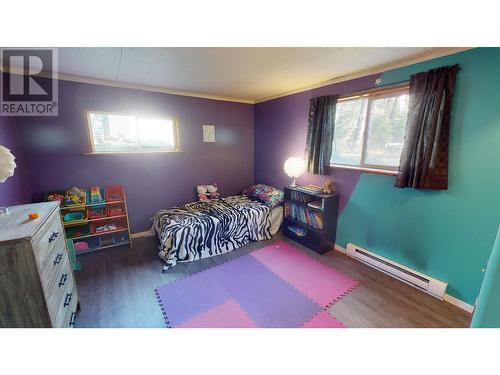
(74, 234, 471, 328)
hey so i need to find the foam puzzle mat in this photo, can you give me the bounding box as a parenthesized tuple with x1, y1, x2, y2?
(155, 241, 358, 328)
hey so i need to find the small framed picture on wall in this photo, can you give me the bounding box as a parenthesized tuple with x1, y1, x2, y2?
(203, 125, 215, 142)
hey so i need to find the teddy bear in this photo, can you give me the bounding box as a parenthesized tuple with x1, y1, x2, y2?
(206, 184, 219, 200)
(197, 185, 209, 201)
(322, 179, 335, 194)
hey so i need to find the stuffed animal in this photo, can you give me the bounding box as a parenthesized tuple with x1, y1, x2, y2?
(207, 184, 219, 200)
(47, 193, 64, 202)
(197, 185, 209, 201)
(322, 179, 335, 194)
(64, 187, 86, 206)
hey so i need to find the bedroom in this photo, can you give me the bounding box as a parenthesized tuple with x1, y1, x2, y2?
(1, 2, 499, 374)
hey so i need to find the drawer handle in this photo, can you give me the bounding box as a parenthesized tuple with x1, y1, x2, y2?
(48, 231, 59, 243)
(69, 311, 77, 327)
(53, 252, 63, 266)
(63, 293, 72, 308)
(58, 273, 68, 288)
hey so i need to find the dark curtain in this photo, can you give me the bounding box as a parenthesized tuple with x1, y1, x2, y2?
(304, 95, 338, 175)
(395, 65, 459, 190)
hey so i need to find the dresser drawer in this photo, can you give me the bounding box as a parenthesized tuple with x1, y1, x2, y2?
(32, 210, 65, 266)
(41, 249, 71, 299)
(46, 264, 76, 327)
(34, 235, 67, 285)
(55, 287, 79, 328)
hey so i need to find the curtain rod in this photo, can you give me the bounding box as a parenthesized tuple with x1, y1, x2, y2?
(338, 81, 409, 101)
(317, 64, 461, 102)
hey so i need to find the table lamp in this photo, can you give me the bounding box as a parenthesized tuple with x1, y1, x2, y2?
(284, 157, 305, 188)
(0, 145, 17, 214)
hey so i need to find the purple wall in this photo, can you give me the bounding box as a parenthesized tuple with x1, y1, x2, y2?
(14, 80, 254, 232)
(0, 115, 32, 206)
(254, 74, 379, 213)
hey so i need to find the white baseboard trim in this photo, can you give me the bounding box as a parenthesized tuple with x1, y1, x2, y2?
(130, 230, 155, 239)
(334, 244, 347, 254)
(443, 294, 475, 313)
(332, 243, 475, 314)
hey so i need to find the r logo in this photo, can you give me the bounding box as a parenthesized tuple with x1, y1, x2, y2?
(1, 48, 58, 116)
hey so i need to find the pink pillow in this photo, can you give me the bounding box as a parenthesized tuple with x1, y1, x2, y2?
(242, 184, 284, 207)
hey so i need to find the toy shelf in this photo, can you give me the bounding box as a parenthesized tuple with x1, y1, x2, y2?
(63, 214, 127, 227)
(72, 240, 130, 255)
(60, 200, 125, 210)
(68, 228, 129, 241)
(48, 186, 132, 262)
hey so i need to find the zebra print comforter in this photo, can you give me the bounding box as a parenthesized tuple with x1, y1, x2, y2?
(153, 195, 274, 271)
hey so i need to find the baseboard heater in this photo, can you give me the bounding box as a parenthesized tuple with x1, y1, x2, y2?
(345, 243, 447, 300)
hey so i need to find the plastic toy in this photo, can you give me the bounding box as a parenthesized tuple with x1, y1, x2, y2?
(64, 187, 86, 206)
(63, 212, 84, 222)
(95, 223, 118, 233)
(89, 186, 103, 203)
(46, 193, 64, 202)
(74, 241, 90, 252)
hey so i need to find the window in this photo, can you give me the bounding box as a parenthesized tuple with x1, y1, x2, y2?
(330, 86, 409, 172)
(87, 112, 179, 153)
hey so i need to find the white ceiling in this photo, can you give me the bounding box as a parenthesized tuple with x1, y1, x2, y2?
(4, 47, 465, 103)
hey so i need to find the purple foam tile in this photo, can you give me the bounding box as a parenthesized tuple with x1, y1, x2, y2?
(155, 269, 231, 326)
(210, 255, 321, 327)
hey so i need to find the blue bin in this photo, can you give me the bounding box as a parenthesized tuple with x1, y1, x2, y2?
(86, 237, 101, 249)
(113, 232, 129, 244)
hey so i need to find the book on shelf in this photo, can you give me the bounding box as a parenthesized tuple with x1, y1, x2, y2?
(290, 190, 313, 203)
(307, 200, 323, 210)
(284, 202, 323, 230)
(295, 184, 323, 194)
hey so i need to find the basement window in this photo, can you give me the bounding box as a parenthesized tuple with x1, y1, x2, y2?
(87, 111, 179, 153)
(330, 85, 409, 174)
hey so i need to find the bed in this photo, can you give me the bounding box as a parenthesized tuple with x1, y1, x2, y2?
(153, 195, 283, 271)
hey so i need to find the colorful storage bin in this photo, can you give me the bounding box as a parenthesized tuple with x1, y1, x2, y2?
(113, 232, 129, 244)
(88, 206, 106, 219)
(100, 235, 114, 247)
(87, 186, 105, 204)
(63, 210, 87, 224)
(106, 204, 125, 217)
(105, 185, 124, 201)
(65, 224, 91, 239)
(91, 218, 127, 234)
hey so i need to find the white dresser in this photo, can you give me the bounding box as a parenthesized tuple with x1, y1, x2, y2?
(0, 202, 79, 327)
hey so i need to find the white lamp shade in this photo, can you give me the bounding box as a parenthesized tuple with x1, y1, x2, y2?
(284, 157, 306, 178)
(0, 145, 16, 183)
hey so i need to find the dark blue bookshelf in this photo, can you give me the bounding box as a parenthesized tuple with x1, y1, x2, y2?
(282, 186, 339, 254)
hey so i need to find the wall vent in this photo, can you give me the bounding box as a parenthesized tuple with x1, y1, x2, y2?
(345, 243, 448, 300)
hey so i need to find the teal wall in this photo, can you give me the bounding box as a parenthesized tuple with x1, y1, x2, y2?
(337, 48, 500, 305)
(471, 225, 500, 327)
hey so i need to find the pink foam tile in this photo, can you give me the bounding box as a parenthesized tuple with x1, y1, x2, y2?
(252, 241, 358, 307)
(301, 311, 345, 328)
(176, 299, 258, 328)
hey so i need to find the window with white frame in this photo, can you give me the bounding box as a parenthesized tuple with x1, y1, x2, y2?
(330, 86, 409, 171)
(87, 112, 179, 153)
